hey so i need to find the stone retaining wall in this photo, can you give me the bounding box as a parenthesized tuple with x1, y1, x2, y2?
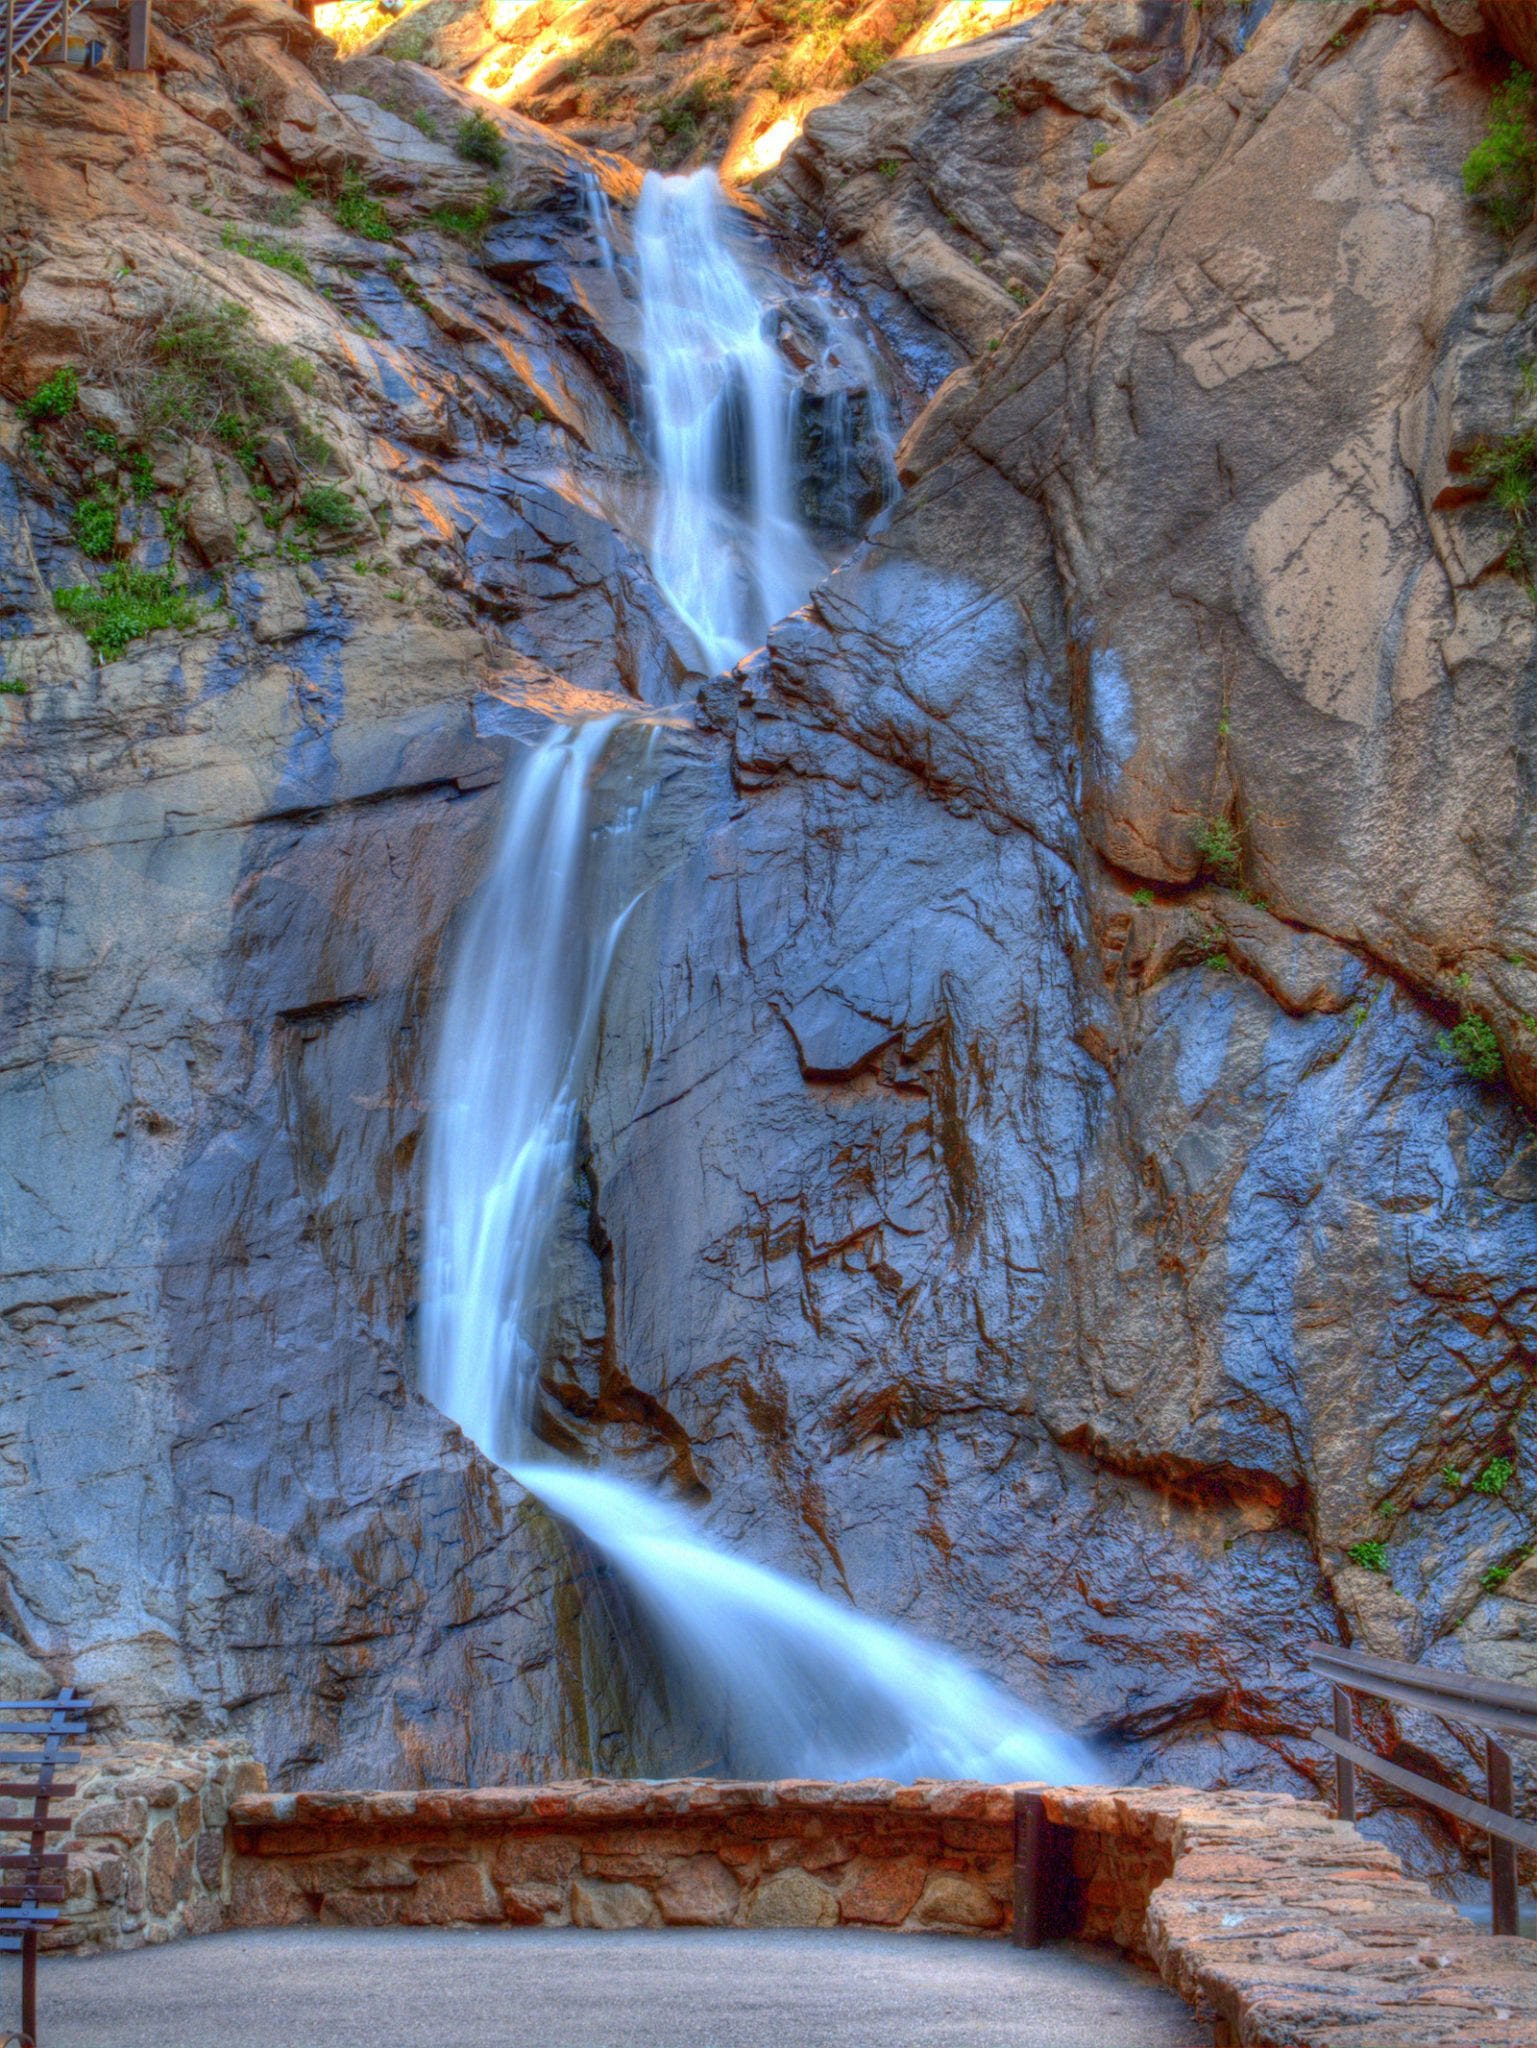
(26, 1770, 1537, 2045)
(228, 1780, 1019, 1936)
(26, 1741, 266, 1955)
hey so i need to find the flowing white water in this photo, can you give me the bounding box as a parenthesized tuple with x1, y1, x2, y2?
(422, 171, 1094, 1785)
(634, 170, 823, 675)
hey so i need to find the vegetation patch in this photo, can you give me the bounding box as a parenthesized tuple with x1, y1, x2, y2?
(334, 166, 394, 243)
(1464, 65, 1537, 238)
(1473, 1456, 1514, 1498)
(54, 565, 200, 661)
(1346, 1540, 1388, 1574)
(1193, 815, 1242, 883)
(456, 113, 506, 168)
(219, 224, 315, 285)
(579, 35, 639, 78)
(299, 483, 361, 535)
(1438, 1012, 1502, 1082)
(143, 301, 313, 447)
(426, 189, 502, 243)
(19, 367, 79, 423)
(655, 74, 736, 162)
(71, 494, 118, 560)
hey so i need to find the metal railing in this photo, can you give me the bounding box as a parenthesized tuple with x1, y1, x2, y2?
(0, 1687, 91, 2048)
(1, 0, 74, 122)
(1309, 1640, 1537, 1937)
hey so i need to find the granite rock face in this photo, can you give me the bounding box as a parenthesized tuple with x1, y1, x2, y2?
(1, 0, 1535, 1892)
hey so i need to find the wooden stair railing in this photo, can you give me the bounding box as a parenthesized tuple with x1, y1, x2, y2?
(0, 1688, 91, 2048)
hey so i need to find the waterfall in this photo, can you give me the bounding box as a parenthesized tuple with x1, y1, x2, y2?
(422, 171, 1094, 1786)
(633, 170, 823, 676)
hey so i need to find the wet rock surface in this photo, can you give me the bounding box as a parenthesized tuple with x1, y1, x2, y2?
(0, 0, 1535, 1901)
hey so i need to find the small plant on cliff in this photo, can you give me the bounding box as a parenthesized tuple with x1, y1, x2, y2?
(54, 564, 200, 662)
(1474, 1456, 1515, 1498)
(1442, 1465, 1463, 1490)
(1131, 887, 1154, 908)
(1470, 426, 1537, 583)
(455, 113, 506, 168)
(334, 167, 394, 243)
(219, 224, 315, 286)
(1346, 1540, 1388, 1574)
(18, 367, 79, 423)
(71, 494, 118, 560)
(1193, 814, 1242, 883)
(144, 302, 312, 447)
(426, 189, 502, 243)
(579, 35, 640, 77)
(1463, 65, 1537, 238)
(1438, 1012, 1503, 1082)
(299, 484, 361, 535)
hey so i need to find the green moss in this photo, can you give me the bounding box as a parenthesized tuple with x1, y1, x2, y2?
(18, 367, 79, 423)
(1464, 65, 1536, 238)
(334, 167, 393, 243)
(1438, 1013, 1503, 1082)
(0, 672, 27, 695)
(1346, 1540, 1388, 1574)
(54, 564, 200, 661)
(455, 113, 506, 168)
(71, 495, 118, 559)
(1131, 887, 1154, 907)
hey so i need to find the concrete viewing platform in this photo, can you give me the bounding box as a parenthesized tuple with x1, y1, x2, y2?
(2, 1925, 1210, 2048)
(15, 1754, 1537, 2047)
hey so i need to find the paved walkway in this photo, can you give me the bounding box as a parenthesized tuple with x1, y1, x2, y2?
(2, 1927, 1210, 2047)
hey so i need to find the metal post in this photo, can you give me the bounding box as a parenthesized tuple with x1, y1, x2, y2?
(1333, 1685, 1356, 1823)
(1487, 1736, 1519, 1938)
(127, 0, 151, 71)
(20, 1925, 36, 2048)
(2, 0, 15, 125)
(1013, 1790, 1047, 1949)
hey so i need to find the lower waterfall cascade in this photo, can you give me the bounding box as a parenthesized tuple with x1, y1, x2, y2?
(421, 169, 1095, 1785)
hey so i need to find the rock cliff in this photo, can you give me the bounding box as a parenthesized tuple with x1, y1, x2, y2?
(3, 0, 1536, 1888)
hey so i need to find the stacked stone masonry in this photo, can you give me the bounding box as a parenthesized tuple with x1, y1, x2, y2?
(25, 1773, 1537, 2046)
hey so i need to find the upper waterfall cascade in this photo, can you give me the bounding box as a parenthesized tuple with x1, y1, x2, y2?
(422, 170, 1094, 1784)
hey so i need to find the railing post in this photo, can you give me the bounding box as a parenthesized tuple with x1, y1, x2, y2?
(1487, 1736, 1519, 1937)
(1333, 1684, 1356, 1823)
(127, 0, 151, 70)
(2, 0, 15, 125)
(1012, 1789, 1047, 1949)
(20, 1925, 36, 2048)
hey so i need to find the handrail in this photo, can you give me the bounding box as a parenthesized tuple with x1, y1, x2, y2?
(1307, 1641, 1534, 1938)
(1, 0, 69, 122)
(0, 1687, 93, 2048)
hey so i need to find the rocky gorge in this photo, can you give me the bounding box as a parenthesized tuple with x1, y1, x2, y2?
(2, 0, 1537, 1905)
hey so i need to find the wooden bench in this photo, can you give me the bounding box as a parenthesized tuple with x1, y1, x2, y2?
(0, 1689, 90, 2048)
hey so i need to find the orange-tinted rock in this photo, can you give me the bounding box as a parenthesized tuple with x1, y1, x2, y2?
(837, 1855, 928, 1926)
(654, 1855, 741, 1927)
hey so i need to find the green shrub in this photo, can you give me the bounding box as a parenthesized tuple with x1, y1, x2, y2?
(0, 673, 27, 695)
(426, 190, 500, 243)
(71, 495, 118, 559)
(657, 73, 734, 150)
(385, 25, 430, 62)
(580, 34, 639, 77)
(455, 113, 506, 167)
(1483, 1561, 1512, 1590)
(1131, 887, 1154, 907)
(299, 483, 360, 534)
(143, 302, 310, 447)
(1091, 138, 1111, 158)
(1193, 815, 1241, 881)
(1464, 65, 1536, 237)
(54, 565, 200, 660)
(1474, 1456, 1515, 1498)
(1442, 1465, 1463, 1489)
(1438, 1013, 1502, 1082)
(877, 158, 900, 180)
(410, 109, 440, 139)
(1346, 1540, 1388, 1574)
(219, 224, 314, 285)
(18, 367, 79, 422)
(334, 167, 393, 243)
